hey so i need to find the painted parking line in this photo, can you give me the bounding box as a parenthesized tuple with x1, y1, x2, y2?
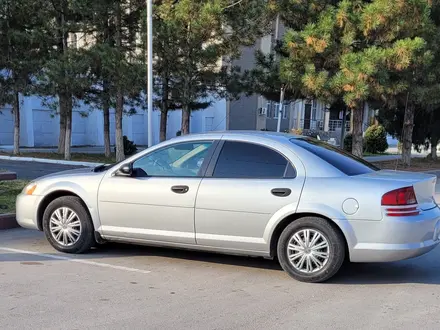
(0, 247, 151, 274)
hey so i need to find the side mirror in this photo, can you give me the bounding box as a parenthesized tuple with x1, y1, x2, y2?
(118, 164, 133, 176)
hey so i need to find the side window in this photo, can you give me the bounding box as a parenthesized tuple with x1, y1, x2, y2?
(133, 141, 213, 177)
(212, 141, 291, 178)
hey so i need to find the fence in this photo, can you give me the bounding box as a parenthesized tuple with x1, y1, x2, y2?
(329, 120, 351, 132)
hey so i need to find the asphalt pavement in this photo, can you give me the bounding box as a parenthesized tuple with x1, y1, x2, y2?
(1, 228, 440, 330)
(0, 160, 85, 180)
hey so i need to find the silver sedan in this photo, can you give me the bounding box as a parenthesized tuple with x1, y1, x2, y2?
(16, 131, 440, 282)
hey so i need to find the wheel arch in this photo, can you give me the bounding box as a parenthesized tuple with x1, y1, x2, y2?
(37, 190, 91, 231)
(269, 212, 350, 260)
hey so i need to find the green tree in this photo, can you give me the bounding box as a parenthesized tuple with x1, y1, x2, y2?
(81, 0, 145, 158)
(0, 0, 50, 154)
(241, 50, 303, 109)
(153, 0, 275, 135)
(280, 0, 433, 158)
(32, 0, 96, 160)
(362, 0, 436, 165)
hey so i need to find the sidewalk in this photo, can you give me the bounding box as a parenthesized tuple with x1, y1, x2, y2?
(0, 145, 146, 154)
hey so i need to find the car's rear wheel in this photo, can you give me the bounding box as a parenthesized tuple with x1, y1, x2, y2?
(43, 196, 95, 254)
(277, 217, 345, 283)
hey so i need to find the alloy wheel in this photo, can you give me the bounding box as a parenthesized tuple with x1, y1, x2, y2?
(287, 229, 330, 274)
(49, 207, 82, 247)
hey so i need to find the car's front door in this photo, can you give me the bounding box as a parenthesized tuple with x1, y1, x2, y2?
(98, 140, 216, 244)
(195, 140, 305, 252)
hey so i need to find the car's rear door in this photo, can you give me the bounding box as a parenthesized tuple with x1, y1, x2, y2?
(194, 138, 305, 253)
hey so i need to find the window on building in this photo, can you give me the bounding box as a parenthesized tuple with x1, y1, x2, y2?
(204, 117, 214, 132)
(312, 100, 317, 120)
(71, 33, 77, 49)
(273, 103, 288, 119)
(266, 102, 274, 118)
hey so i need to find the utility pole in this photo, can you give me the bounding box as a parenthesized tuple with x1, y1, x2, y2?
(276, 85, 285, 132)
(147, 0, 154, 147)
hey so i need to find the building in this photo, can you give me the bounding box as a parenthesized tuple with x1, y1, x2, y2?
(0, 95, 226, 147)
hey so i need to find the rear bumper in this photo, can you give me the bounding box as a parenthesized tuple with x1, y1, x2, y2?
(348, 207, 440, 262)
(16, 193, 40, 230)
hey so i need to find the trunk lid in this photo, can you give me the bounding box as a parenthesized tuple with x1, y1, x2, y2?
(359, 170, 438, 211)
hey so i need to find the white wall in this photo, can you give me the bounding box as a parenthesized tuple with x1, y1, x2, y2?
(0, 108, 13, 145)
(0, 94, 227, 147)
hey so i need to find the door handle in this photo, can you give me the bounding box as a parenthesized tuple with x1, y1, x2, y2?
(271, 188, 291, 197)
(171, 185, 189, 194)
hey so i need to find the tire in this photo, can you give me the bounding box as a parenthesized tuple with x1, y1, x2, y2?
(42, 196, 95, 254)
(277, 217, 345, 283)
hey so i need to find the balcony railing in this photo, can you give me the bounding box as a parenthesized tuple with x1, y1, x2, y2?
(291, 119, 351, 132)
(329, 120, 351, 132)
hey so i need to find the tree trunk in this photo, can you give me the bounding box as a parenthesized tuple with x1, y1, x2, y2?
(58, 93, 67, 154)
(64, 94, 73, 160)
(349, 109, 354, 133)
(12, 92, 20, 155)
(401, 103, 415, 166)
(57, 3, 68, 155)
(103, 82, 111, 158)
(181, 104, 190, 135)
(351, 104, 364, 158)
(115, 91, 124, 162)
(160, 111, 168, 142)
(430, 137, 438, 160)
(114, 1, 124, 162)
(160, 75, 169, 142)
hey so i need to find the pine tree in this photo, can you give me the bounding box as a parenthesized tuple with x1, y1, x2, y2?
(153, 0, 274, 135)
(0, 0, 50, 154)
(280, 0, 433, 158)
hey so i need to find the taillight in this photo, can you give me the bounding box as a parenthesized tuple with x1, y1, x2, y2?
(382, 186, 419, 216)
(382, 186, 417, 206)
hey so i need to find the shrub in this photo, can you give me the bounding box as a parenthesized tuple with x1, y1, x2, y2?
(290, 128, 303, 135)
(343, 133, 352, 152)
(364, 125, 388, 154)
(123, 135, 137, 156)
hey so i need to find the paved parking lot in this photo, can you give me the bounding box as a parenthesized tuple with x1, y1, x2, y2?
(1, 228, 440, 330)
(0, 160, 85, 180)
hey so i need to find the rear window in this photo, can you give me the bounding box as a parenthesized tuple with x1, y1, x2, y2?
(290, 138, 379, 176)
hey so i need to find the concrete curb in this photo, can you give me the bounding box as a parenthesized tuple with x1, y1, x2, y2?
(0, 155, 102, 167)
(0, 214, 19, 230)
(0, 172, 17, 180)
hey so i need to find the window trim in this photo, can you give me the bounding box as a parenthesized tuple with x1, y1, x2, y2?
(128, 140, 220, 178)
(205, 140, 297, 179)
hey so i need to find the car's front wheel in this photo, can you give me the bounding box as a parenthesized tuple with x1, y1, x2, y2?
(277, 217, 345, 283)
(43, 196, 95, 254)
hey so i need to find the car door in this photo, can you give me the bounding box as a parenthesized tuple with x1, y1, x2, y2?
(98, 140, 216, 244)
(195, 139, 305, 252)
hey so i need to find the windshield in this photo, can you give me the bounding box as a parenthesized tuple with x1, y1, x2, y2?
(93, 158, 127, 172)
(290, 137, 379, 176)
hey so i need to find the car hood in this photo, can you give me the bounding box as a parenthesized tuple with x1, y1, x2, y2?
(36, 167, 103, 181)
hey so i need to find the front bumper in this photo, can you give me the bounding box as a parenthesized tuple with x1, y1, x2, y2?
(348, 207, 440, 263)
(16, 193, 40, 230)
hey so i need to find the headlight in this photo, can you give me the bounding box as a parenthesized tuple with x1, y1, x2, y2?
(23, 182, 37, 195)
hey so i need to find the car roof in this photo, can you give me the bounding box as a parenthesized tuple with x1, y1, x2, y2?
(170, 130, 302, 142)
